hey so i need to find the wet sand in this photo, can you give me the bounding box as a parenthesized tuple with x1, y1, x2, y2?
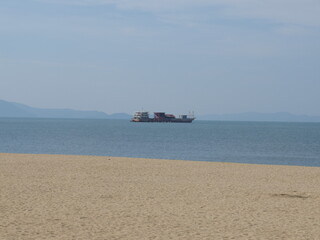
(1, 153, 320, 239)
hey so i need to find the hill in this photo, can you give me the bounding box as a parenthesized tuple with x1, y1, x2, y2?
(198, 112, 320, 122)
(0, 100, 131, 119)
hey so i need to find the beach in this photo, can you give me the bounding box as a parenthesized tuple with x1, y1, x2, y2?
(1, 153, 320, 239)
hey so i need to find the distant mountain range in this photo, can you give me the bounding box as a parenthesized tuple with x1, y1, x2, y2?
(197, 112, 320, 122)
(1, 99, 320, 122)
(0, 100, 131, 119)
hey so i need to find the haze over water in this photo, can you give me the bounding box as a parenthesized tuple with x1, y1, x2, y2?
(1, 118, 320, 167)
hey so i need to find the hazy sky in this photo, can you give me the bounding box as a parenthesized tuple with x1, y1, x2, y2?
(1, 0, 320, 115)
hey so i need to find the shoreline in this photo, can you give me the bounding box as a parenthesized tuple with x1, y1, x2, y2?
(1, 153, 320, 239)
(1, 152, 319, 168)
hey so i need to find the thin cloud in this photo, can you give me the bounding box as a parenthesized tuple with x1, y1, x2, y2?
(223, 0, 320, 27)
(34, 0, 320, 27)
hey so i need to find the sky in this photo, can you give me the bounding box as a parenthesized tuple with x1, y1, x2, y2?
(1, 0, 320, 115)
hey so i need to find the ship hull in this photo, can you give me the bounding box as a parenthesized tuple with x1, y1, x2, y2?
(131, 118, 195, 123)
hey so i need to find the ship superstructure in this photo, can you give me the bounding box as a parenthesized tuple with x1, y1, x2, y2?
(131, 111, 152, 122)
(131, 111, 195, 123)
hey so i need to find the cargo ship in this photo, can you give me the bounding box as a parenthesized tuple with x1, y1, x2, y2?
(131, 111, 195, 123)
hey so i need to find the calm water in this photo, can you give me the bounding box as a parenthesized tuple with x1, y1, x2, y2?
(1, 118, 320, 166)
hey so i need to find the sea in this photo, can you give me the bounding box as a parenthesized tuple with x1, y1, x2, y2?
(1, 118, 320, 167)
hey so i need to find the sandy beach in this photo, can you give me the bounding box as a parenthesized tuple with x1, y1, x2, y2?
(1, 153, 320, 239)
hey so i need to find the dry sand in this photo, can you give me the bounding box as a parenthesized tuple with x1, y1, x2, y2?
(1, 153, 320, 240)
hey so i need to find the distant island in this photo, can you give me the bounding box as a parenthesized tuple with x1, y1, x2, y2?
(197, 112, 320, 122)
(0, 100, 131, 119)
(1, 99, 320, 122)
